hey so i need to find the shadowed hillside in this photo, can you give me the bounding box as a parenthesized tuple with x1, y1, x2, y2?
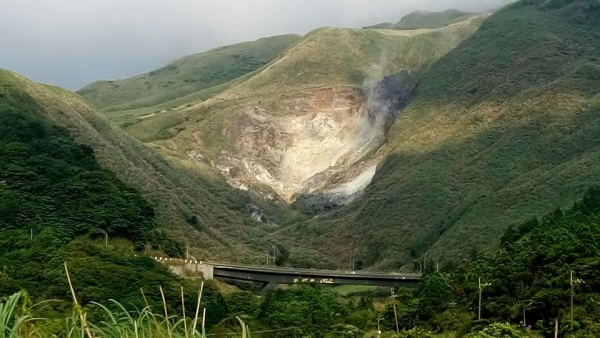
(1, 69, 312, 264)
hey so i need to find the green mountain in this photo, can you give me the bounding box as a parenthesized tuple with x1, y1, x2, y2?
(278, 0, 600, 269)
(78, 34, 300, 126)
(364, 9, 478, 30)
(81, 15, 485, 209)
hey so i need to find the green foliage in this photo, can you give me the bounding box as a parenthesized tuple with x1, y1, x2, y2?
(148, 230, 185, 257)
(418, 273, 453, 320)
(324, 324, 362, 338)
(397, 327, 434, 338)
(225, 292, 260, 316)
(0, 98, 155, 246)
(431, 309, 474, 334)
(255, 286, 378, 338)
(467, 323, 524, 338)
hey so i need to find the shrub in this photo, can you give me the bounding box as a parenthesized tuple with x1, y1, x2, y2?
(467, 323, 524, 338)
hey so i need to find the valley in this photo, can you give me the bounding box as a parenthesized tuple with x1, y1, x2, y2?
(2, 0, 600, 336)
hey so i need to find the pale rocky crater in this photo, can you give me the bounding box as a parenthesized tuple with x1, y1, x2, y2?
(190, 76, 410, 206)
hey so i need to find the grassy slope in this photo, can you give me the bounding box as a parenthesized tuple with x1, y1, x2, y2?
(279, 0, 600, 269)
(128, 16, 485, 152)
(217, 20, 485, 96)
(78, 35, 300, 120)
(364, 9, 477, 30)
(0, 69, 308, 263)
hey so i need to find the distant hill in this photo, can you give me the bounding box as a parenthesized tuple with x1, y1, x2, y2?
(280, 0, 600, 269)
(78, 35, 300, 118)
(363, 9, 478, 30)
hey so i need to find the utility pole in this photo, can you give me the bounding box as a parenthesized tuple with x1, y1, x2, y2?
(377, 317, 384, 338)
(521, 283, 527, 329)
(478, 277, 491, 320)
(570, 270, 584, 329)
(413, 260, 422, 274)
(390, 288, 400, 335)
(186, 245, 189, 260)
(570, 270, 573, 327)
(266, 251, 269, 266)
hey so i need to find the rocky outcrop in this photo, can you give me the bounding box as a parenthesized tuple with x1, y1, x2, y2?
(189, 74, 414, 206)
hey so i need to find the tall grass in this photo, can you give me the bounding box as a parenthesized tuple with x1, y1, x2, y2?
(0, 293, 32, 338)
(0, 292, 252, 338)
(0, 264, 251, 338)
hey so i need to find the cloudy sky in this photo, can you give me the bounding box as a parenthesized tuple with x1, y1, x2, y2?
(1, 0, 511, 90)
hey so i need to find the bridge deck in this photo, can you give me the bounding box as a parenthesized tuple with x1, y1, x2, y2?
(213, 263, 420, 281)
(156, 258, 421, 294)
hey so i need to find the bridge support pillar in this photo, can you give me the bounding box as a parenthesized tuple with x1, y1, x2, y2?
(258, 282, 277, 295)
(197, 263, 214, 280)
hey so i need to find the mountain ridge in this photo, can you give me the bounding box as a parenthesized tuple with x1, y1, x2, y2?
(78, 34, 300, 123)
(363, 9, 478, 30)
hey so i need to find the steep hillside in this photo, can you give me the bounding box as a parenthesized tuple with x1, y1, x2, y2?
(278, 0, 600, 269)
(78, 34, 300, 125)
(120, 16, 485, 207)
(364, 9, 477, 30)
(0, 69, 311, 264)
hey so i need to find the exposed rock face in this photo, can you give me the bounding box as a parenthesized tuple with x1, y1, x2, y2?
(191, 75, 413, 205)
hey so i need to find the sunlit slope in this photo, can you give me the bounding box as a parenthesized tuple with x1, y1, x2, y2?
(278, 0, 600, 269)
(127, 16, 485, 144)
(0, 69, 298, 262)
(78, 35, 300, 115)
(120, 17, 485, 204)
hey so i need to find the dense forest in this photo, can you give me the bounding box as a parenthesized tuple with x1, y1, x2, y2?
(2, 177, 600, 337)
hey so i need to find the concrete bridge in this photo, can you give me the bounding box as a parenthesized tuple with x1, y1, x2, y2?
(155, 258, 421, 294)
